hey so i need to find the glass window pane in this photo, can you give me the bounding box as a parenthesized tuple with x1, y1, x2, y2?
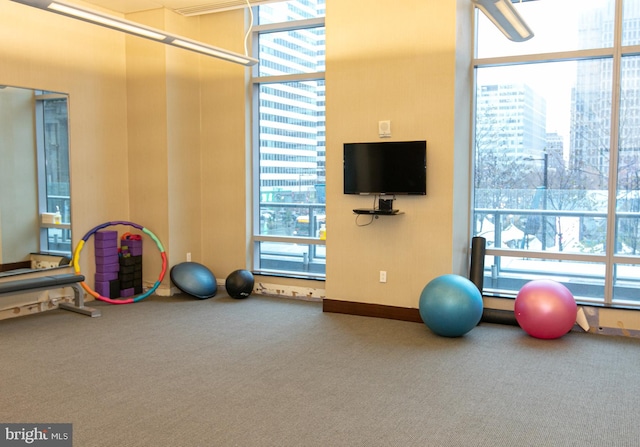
(257, 0, 325, 25)
(613, 263, 640, 303)
(623, 0, 640, 46)
(616, 55, 640, 256)
(474, 60, 612, 256)
(483, 255, 606, 303)
(257, 80, 325, 236)
(616, 216, 640, 254)
(476, 0, 615, 59)
(255, 241, 325, 276)
(259, 203, 325, 237)
(258, 27, 325, 76)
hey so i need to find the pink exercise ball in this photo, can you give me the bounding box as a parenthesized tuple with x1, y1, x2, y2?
(514, 280, 577, 339)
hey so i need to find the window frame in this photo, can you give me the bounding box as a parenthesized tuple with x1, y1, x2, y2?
(472, 0, 640, 307)
(249, 4, 326, 279)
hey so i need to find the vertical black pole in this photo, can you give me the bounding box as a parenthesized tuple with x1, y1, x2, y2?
(469, 236, 486, 294)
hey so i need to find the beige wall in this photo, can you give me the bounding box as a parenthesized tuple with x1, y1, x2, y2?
(0, 3, 247, 291)
(125, 8, 203, 288)
(199, 10, 253, 277)
(0, 1, 129, 281)
(4, 1, 640, 334)
(324, 0, 472, 309)
(0, 1, 471, 307)
(125, 8, 251, 286)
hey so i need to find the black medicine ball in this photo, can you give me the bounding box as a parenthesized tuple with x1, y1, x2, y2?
(225, 269, 254, 299)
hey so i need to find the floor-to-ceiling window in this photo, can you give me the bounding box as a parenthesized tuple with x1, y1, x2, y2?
(251, 0, 326, 278)
(473, 0, 640, 306)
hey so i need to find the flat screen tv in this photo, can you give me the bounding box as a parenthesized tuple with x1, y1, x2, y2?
(343, 140, 427, 195)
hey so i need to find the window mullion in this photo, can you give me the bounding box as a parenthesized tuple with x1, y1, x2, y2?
(603, 0, 625, 305)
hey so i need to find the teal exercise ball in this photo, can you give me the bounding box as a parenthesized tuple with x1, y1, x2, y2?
(419, 274, 483, 337)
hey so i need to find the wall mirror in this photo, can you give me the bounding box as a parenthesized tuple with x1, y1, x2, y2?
(0, 85, 72, 276)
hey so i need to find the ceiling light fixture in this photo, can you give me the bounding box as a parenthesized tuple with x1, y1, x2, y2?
(11, 0, 259, 66)
(473, 0, 534, 42)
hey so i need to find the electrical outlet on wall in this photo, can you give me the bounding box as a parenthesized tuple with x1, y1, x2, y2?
(379, 271, 387, 283)
(186, 252, 192, 262)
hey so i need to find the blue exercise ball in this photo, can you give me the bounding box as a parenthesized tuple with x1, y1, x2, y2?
(225, 269, 254, 299)
(419, 274, 483, 337)
(170, 262, 217, 299)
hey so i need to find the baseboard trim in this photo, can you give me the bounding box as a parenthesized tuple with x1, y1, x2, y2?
(323, 299, 423, 323)
(322, 300, 527, 327)
(323, 298, 640, 339)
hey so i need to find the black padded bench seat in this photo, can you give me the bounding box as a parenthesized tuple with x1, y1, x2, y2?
(0, 273, 83, 294)
(0, 273, 101, 317)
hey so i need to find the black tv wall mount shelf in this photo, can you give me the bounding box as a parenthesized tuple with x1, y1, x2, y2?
(353, 209, 403, 215)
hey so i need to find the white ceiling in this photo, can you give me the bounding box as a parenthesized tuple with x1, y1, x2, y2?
(82, 0, 283, 15)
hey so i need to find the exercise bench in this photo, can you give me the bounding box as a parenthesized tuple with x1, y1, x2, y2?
(0, 273, 101, 317)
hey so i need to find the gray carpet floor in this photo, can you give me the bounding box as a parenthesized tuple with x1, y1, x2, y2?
(1, 293, 639, 446)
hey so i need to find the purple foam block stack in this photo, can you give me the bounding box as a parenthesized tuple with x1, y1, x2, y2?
(94, 230, 120, 298)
